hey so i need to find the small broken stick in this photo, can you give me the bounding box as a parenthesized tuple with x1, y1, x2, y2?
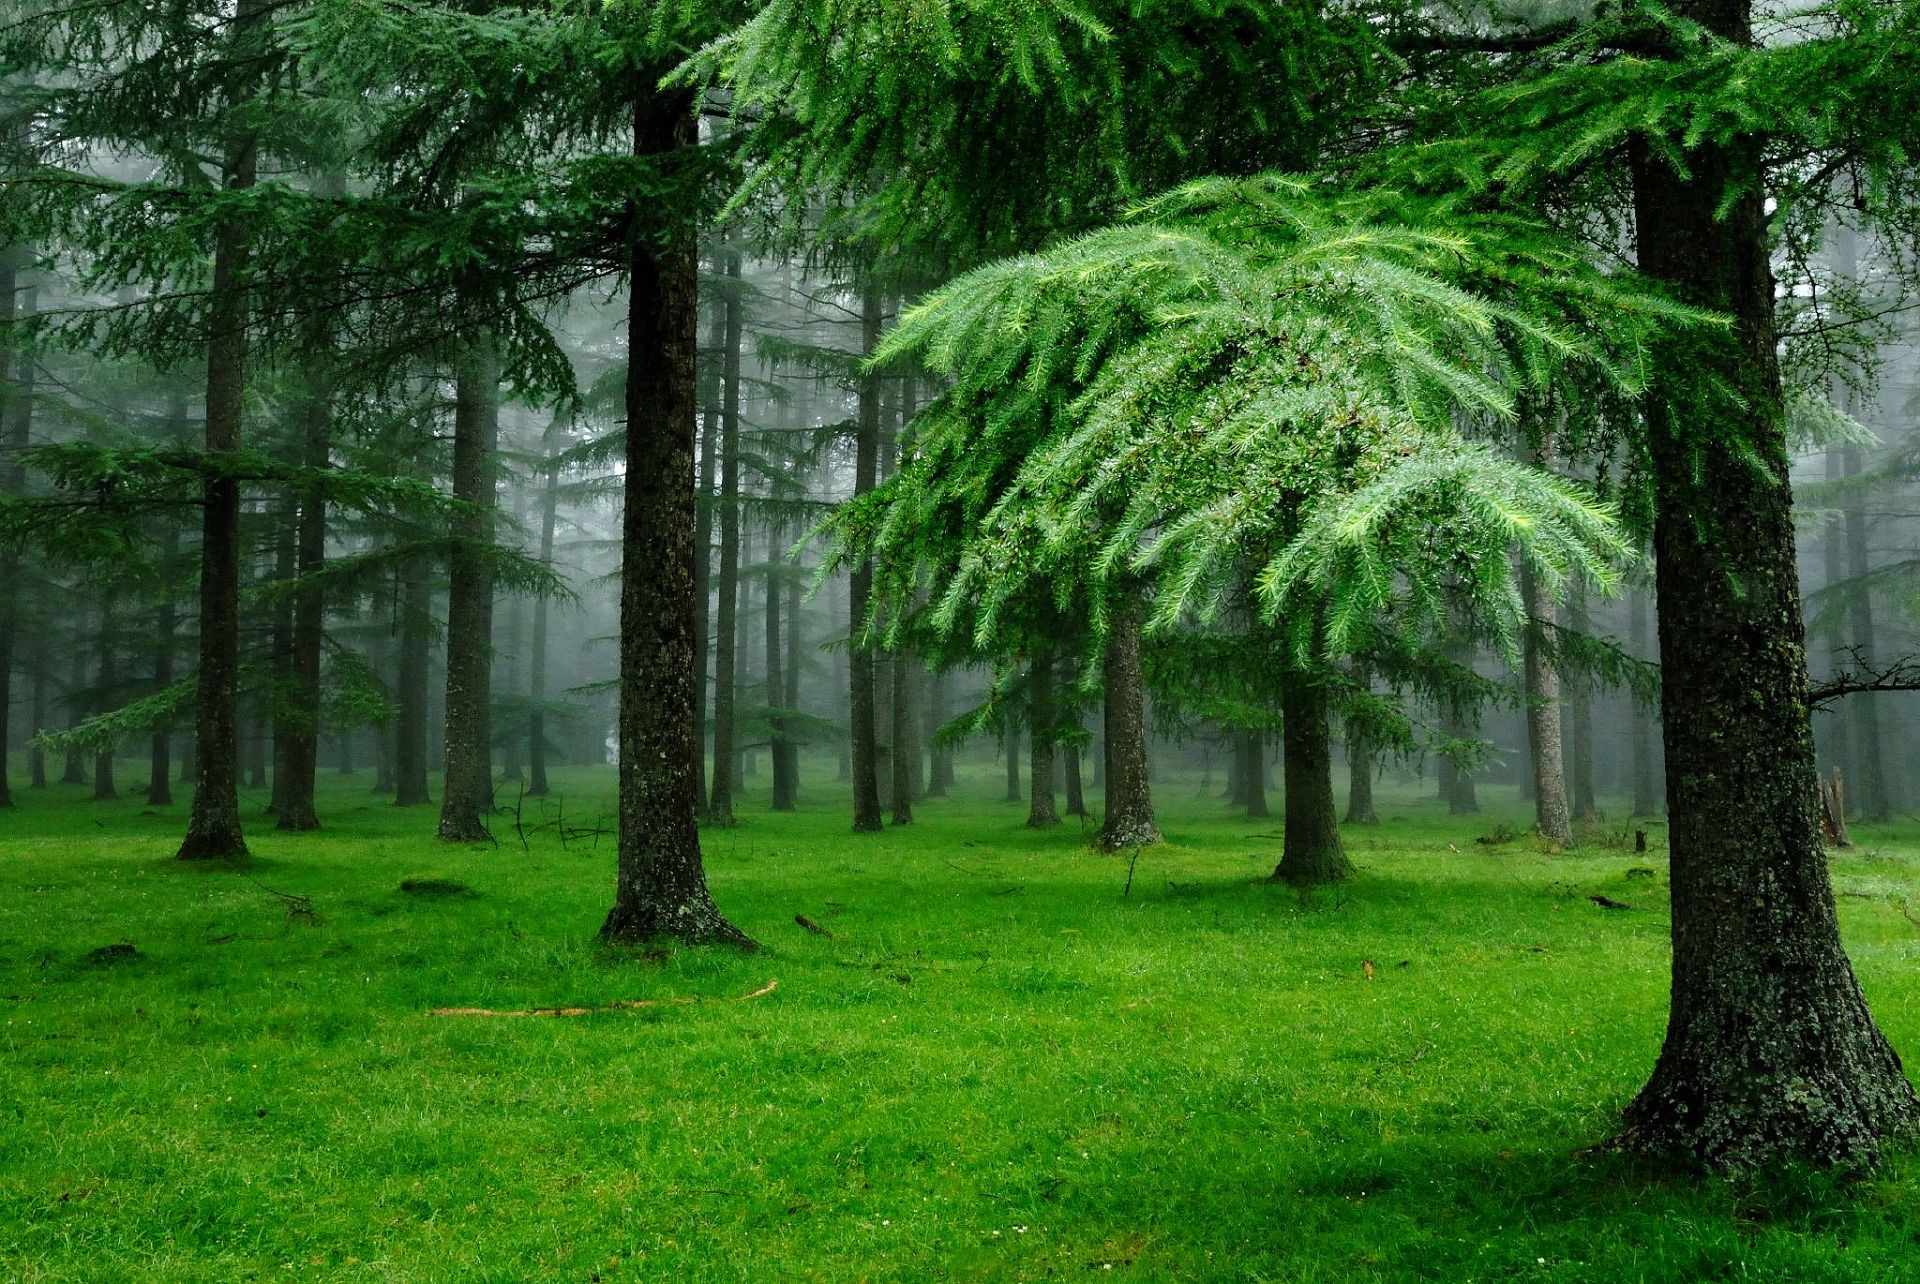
(1589, 895, 1634, 911)
(430, 979, 778, 1018)
(794, 914, 834, 937)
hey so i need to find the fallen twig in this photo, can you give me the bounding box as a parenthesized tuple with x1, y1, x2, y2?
(429, 978, 778, 1018)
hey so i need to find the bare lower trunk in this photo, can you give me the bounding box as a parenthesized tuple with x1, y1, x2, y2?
(0, 250, 21, 809)
(925, 667, 952, 796)
(706, 248, 744, 825)
(1521, 552, 1572, 846)
(1344, 661, 1377, 825)
(601, 86, 749, 948)
(1616, 118, 1917, 1169)
(1273, 666, 1351, 886)
(1026, 649, 1059, 827)
(1096, 592, 1159, 849)
(1242, 730, 1269, 818)
(394, 560, 433, 807)
(436, 344, 498, 842)
(276, 391, 328, 831)
(528, 419, 561, 799)
(890, 653, 915, 824)
(1629, 587, 1660, 816)
(1567, 582, 1599, 825)
(847, 289, 884, 833)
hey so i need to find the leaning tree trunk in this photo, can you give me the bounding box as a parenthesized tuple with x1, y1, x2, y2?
(1616, 112, 1918, 1168)
(527, 417, 561, 798)
(1273, 665, 1351, 887)
(707, 247, 744, 826)
(393, 559, 433, 806)
(600, 84, 750, 948)
(436, 342, 498, 842)
(276, 390, 328, 831)
(1344, 659, 1378, 825)
(1026, 649, 1060, 828)
(1520, 550, 1573, 847)
(177, 78, 260, 860)
(847, 288, 885, 833)
(1096, 591, 1160, 849)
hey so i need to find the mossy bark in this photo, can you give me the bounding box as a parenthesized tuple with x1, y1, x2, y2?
(1096, 593, 1159, 850)
(1273, 670, 1350, 887)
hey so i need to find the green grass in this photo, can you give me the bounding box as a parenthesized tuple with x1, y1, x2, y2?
(4, 761, 1920, 1281)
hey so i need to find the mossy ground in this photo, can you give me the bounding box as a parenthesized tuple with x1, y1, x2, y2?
(3, 760, 1919, 1281)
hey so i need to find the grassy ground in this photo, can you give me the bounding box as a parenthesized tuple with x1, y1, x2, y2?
(3, 760, 1920, 1282)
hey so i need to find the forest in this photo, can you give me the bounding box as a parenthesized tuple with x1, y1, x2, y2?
(5, 0, 1920, 1278)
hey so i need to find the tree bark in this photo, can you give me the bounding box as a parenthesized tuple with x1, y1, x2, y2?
(706, 247, 744, 824)
(393, 559, 433, 806)
(92, 600, 117, 801)
(527, 416, 561, 798)
(1096, 592, 1159, 849)
(276, 389, 328, 831)
(177, 51, 260, 859)
(1273, 666, 1351, 886)
(1521, 547, 1572, 845)
(1026, 649, 1060, 827)
(1629, 586, 1660, 817)
(1841, 443, 1889, 822)
(0, 248, 21, 809)
(1003, 721, 1020, 802)
(600, 85, 750, 948)
(1567, 581, 1600, 824)
(691, 283, 724, 813)
(1616, 108, 1918, 1167)
(848, 288, 884, 832)
(1344, 660, 1378, 825)
(890, 653, 916, 824)
(1242, 729, 1269, 818)
(436, 342, 498, 842)
(925, 667, 952, 796)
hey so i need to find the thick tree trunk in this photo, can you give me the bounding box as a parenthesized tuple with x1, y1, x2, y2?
(1344, 660, 1378, 825)
(848, 288, 884, 832)
(92, 601, 117, 801)
(1521, 551, 1572, 846)
(177, 92, 259, 861)
(1096, 592, 1159, 849)
(1273, 667, 1351, 886)
(706, 248, 744, 825)
(527, 418, 561, 798)
(436, 343, 498, 842)
(276, 391, 328, 831)
(394, 560, 433, 807)
(1629, 586, 1660, 817)
(1026, 649, 1060, 827)
(1617, 116, 1918, 1168)
(601, 87, 749, 948)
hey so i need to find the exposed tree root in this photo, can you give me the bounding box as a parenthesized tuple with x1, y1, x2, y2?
(429, 978, 777, 1018)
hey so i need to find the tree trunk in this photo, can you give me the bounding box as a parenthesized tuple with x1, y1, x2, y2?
(1567, 581, 1600, 825)
(527, 417, 561, 798)
(848, 288, 884, 832)
(0, 250, 22, 809)
(1521, 548, 1572, 846)
(1273, 667, 1351, 886)
(1344, 660, 1378, 825)
(436, 342, 498, 842)
(1026, 649, 1060, 827)
(706, 249, 745, 826)
(1097, 592, 1159, 849)
(267, 498, 296, 815)
(1616, 113, 1918, 1168)
(1629, 586, 1660, 817)
(1243, 729, 1269, 818)
(177, 50, 260, 859)
(890, 653, 916, 824)
(92, 601, 117, 801)
(600, 86, 749, 948)
(1841, 443, 1889, 822)
(1003, 721, 1021, 803)
(775, 515, 803, 809)
(1442, 645, 1480, 815)
(276, 390, 327, 831)
(925, 667, 952, 796)
(393, 559, 433, 806)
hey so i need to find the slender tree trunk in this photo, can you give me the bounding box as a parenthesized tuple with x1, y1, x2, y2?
(527, 417, 561, 798)
(149, 534, 176, 806)
(1521, 550, 1573, 846)
(394, 561, 433, 807)
(848, 288, 884, 832)
(61, 645, 87, 785)
(1629, 586, 1660, 817)
(776, 517, 803, 808)
(691, 290, 723, 813)
(925, 667, 952, 796)
(1819, 448, 1855, 796)
(1841, 443, 1889, 822)
(29, 612, 46, 788)
(0, 250, 22, 809)
(267, 499, 296, 815)
(177, 30, 262, 859)
(707, 248, 744, 825)
(276, 390, 328, 831)
(1027, 649, 1060, 827)
(1344, 659, 1378, 825)
(92, 601, 117, 801)
(1273, 666, 1351, 886)
(768, 515, 796, 811)
(437, 343, 498, 842)
(889, 648, 915, 824)
(1003, 721, 1021, 803)
(1243, 729, 1269, 818)
(1616, 112, 1918, 1167)
(1442, 644, 1479, 815)
(601, 85, 749, 948)
(1097, 591, 1159, 849)
(1567, 581, 1600, 824)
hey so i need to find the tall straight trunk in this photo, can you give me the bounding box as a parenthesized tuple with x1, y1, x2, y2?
(337, 728, 353, 774)
(889, 651, 915, 824)
(1027, 649, 1060, 827)
(1567, 581, 1600, 824)
(1003, 721, 1021, 802)
(691, 291, 723, 813)
(1273, 666, 1351, 886)
(1344, 659, 1378, 825)
(245, 711, 267, 788)
(848, 288, 884, 832)
(148, 526, 177, 807)
(1442, 641, 1479, 815)
(601, 85, 749, 948)
(28, 611, 46, 788)
(925, 668, 953, 796)
(267, 498, 297, 815)
(0, 250, 21, 809)
(276, 390, 328, 831)
(707, 248, 745, 825)
(1629, 586, 1660, 816)
(437, 343, 498, 841)
(527, 417, 561, 798)
(178, 16, 262, 859)
(1618, 102, 1917, 1166)
(1097, 591, 1159, 849)
(776, 514, 804, 808)
(1242, 729, 1269, 818)
(768, 514, 796, 811)
(92, 601, 117, 801)
(1842, 443, 1888, 821)
(1521, 553, 1573, 845)
(1820, 448, 1855, 792)
(394, 561, 433, 806)
(735, 523, 755, 785)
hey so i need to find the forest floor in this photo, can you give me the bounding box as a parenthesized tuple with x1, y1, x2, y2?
(3, 764, 1920, 1282)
